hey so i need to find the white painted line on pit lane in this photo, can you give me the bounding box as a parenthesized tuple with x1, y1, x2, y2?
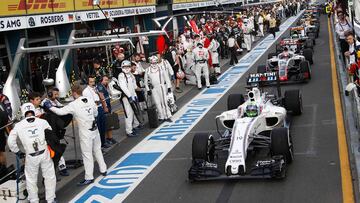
(70, 11, 305, 203)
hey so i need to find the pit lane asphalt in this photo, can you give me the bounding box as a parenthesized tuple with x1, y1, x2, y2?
(123, 15, 344, 203)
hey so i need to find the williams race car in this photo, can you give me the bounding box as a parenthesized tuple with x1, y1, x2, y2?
(188, 87, 302, 181)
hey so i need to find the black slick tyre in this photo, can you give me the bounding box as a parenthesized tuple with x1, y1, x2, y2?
(284, 89, 302, 115)
(270, 127, 293, 164)
(302, 48, 313, 65)
(192, 133, 214, 162)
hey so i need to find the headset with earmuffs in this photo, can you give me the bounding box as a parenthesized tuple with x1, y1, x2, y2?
(47, 90, 53, 99)
(47, 87, 56, 99)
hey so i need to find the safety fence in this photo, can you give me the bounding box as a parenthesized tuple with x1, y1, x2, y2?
(331, 13, 360, 196)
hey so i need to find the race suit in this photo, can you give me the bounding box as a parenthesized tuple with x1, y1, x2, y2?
(8, 117, 56, 203)
(144, 64, 173, 120)
(193, 46, 210, 88)
(50, 96, 107, 181)
(118, 72, 140, 134)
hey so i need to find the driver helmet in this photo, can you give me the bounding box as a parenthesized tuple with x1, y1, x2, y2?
(245, 103, 258, 117)
(21, 102, 36, 118)
(291, 31, 299, 38)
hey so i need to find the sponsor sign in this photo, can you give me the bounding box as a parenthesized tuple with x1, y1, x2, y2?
(0, 16, 27, 32)
(172, 0, 280, 10)
(247, 72, 278, 83)
(71, 10, 305, 203)
(75, 6, 155, 21)
(0, 0, 156, 17)
(28, 13, 71, 28)
(0, 5, 155, 31)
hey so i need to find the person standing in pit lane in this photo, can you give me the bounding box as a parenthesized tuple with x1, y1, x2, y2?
(0, 83, 11, 166)
(227, 33, 239, 66)
(83, 76, 110, 150)
(193, 43, 210, 89)
(8, 103, 57, 203)
(269, 14, 277, 39)
(46, 84, 107, 186)
(41, 87, 71, 176)
(145, 56, 173, 122)
(118, 60, 143, 137)
(335, 11, 353, 64)
(97, 75, 117, 145)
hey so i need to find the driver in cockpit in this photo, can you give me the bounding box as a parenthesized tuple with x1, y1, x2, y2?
(278, 47, 294, 59)
(245, 103, 259, 117)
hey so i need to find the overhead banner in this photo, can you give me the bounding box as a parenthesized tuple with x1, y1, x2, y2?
(172, 1, 216, 11)
(27, 13, 73, 28)
(0, 0, 156, 17)
(75, 6, 156, 22)
(172, 0, 279, 10)
(0, 16, 27, 32)
(1, 0, 26, 16)
(0, 5, 155, 32)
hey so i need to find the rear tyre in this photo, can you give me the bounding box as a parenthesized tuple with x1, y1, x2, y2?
(299, 60, 311, 80)
(308, 33, 316, 45)
(227, 94, 245, 110)
(192, 133, 215, 162)
(302, 48, 313, 65)
(305, 39, 314, 49)
(271, 128, 293, 164)
(268, 53, 278, 59)
(257, 65, 267, 73)
(284, 89, 303, 115)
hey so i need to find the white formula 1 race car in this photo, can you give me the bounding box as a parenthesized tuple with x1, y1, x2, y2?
(188, 86, 302, 181)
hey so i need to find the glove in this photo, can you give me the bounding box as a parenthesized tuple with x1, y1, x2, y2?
(43, 100, 53, 109)
(167, 88, 171, 94)
(129, 97, 135, 103)
(16, 151, 25, 159)
(147, 91, 152, 96)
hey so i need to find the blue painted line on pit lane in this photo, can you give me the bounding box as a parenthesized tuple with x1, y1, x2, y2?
(203, 88, 226, 94)
(74, 152, 162, 203)
(71, 11, 305, 203)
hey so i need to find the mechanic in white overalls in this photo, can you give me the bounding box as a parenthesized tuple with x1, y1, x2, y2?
(8, 103, 56, 203)
(145, 56, 173, 122)
(208, 35, 221, 75)
(184, 48, 198, 86)
(193, 43, 210, 89)
(47, 85, 107, 186)
(118, 60, 141, 137)
(159, 56, 175, 83)
(242, 19, 253, 52)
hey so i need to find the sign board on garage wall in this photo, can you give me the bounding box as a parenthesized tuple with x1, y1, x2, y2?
(0, 0, 156, 17)
(0, 5, 156, 32)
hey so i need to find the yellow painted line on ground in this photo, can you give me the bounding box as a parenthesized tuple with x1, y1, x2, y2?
(328, 19, 355, 203)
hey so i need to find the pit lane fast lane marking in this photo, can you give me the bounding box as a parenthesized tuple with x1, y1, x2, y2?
(70, 11, 305, 203)
(328, 18, 355, 203)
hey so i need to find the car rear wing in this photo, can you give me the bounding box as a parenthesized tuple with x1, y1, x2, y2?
(246, 72, 282, 97)
(247, 72, 278, 84)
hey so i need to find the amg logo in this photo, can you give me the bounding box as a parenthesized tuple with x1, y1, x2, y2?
(8, 0, 66, 11)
